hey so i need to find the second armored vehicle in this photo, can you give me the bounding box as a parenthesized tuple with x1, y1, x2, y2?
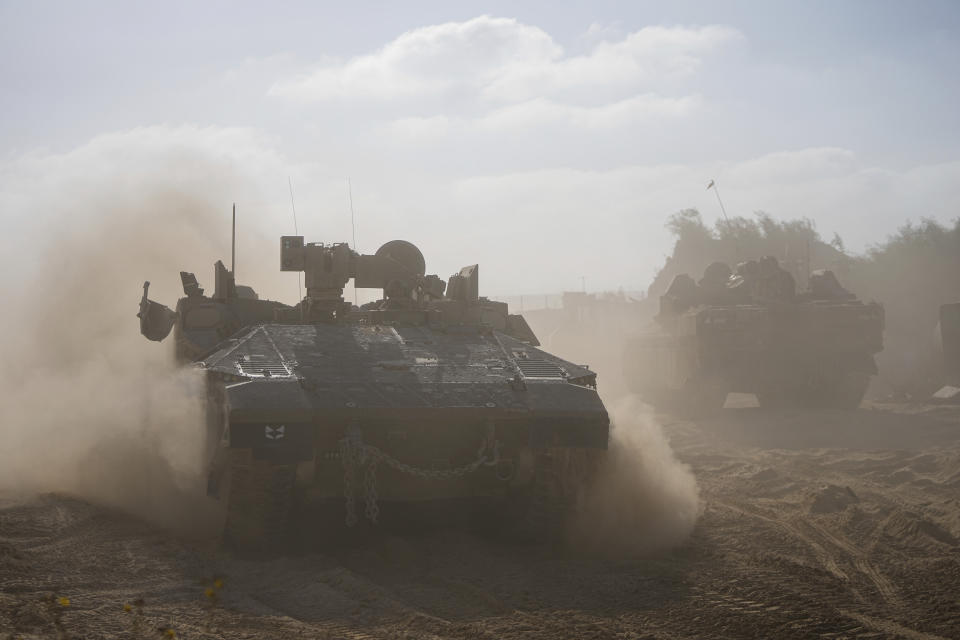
(941, 303, 960, 379)
(139, 234, 609, 550)
(624, 258, 884, 412)
(938, 302, 960, 398)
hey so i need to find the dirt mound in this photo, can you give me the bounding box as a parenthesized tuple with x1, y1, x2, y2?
(750, 468, 779, 482)
(8, 595, 63, 636)
(740, 466, 801, 498)
(808, 484, 860, 514)
(0, 541, 24, 571)
(883, 511, 959, 550)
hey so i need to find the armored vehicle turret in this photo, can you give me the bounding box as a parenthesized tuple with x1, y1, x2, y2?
(139, 234, 608, 550)
(624, 258, 884, 413)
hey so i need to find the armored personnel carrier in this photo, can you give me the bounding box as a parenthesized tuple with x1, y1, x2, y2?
(941, 303, 960, 384)
(935, 302, 960, 401)
(139, 235, 608, 550)
(624, 258, 884, 412)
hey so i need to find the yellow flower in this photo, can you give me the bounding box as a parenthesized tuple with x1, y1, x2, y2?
(57, 597, 70, 607)
(164, 630, 176, 638)
(123, 603, 132, 612)
(213, 578, 224, 590)
(204, 587, 215, 599)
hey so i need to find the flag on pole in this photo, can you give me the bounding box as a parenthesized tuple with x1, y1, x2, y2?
(707, 179, 715, 190)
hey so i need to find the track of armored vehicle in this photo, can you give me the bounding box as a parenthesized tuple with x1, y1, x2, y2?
(139, 233, 608, 551)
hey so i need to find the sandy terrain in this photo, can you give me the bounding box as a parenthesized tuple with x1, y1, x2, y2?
(2, 401, 959, 639)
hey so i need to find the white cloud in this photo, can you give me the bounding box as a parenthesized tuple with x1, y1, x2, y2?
(386, 93, 700, 141)
(581, 21, 625, 44)
(729, 147, 859, 183)
(478, 94, 702, 130)
(268, 16, 740, 106)
(269, 16, 560, 103)
(480, 24, 740, 103)
(386, 114, 454, 141)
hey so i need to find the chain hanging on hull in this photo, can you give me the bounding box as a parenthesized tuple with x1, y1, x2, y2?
(337, 427, 501, 526)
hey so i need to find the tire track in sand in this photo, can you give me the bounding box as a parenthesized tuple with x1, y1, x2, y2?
(715, 500, 849, 582)
(718, 499, 903, 608)
(840, 611, 951, 640)
(796, 518, 902, 607)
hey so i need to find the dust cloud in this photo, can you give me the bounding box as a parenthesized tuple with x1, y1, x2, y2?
(0, 143, 277, 536)
(0, 132, 701, 550)
(571, 398, 701, 557)
(524, 301, 702, 555)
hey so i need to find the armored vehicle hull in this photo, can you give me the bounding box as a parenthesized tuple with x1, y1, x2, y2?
(941, 303, 960, 385)
(205, 322, 607, 547)
(140, 232, 608, 551)
(625, 263, 884, 413)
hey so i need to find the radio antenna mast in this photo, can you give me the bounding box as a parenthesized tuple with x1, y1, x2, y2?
(707, 179, 730, 224)
(348, 178, 358, 306)
(231, 203, 236, 278)
(348, 179, 358, 250)
(707, 178, 739, 259)
(287, 177, 303, 303)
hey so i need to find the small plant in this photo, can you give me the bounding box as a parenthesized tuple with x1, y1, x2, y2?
(201, 576, 225, 632)
(123, 598, 148, 638)
(40, 593, 71, 639)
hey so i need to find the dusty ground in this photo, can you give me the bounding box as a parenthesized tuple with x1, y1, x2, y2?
(2, 401, 959, 639)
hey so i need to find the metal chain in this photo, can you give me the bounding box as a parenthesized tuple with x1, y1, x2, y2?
(339, 431, 500, 527)
(363, 459, 380, 523)
(339, 436, 358, 527)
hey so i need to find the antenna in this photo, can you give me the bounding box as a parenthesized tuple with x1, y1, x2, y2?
(348, 178, 358, 306)
(287, 178, 303, 303)
(707, 179, 738, 259)
(231, 203, 236, 277)
(706, 179, 730, 225)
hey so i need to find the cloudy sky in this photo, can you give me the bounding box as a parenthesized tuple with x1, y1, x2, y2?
(2, 0, 959, 299)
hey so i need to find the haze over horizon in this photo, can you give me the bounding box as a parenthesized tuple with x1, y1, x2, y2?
(2, 0, 959, 300)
